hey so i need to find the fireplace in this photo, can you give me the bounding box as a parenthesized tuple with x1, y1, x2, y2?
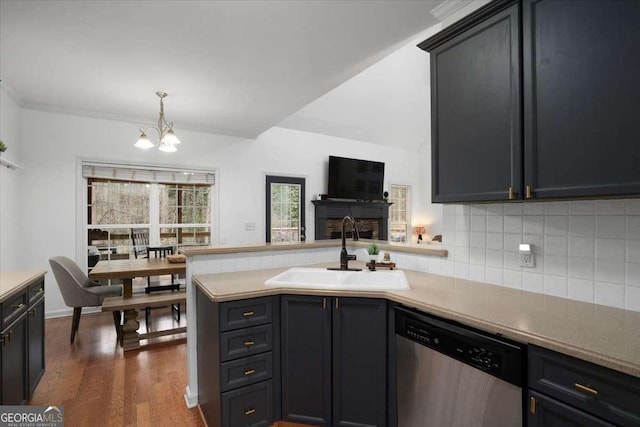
(312, 200, 392, 241)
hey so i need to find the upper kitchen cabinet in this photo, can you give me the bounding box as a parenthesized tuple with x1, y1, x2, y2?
(420, 0, 640, 202)
(419, 0, 522, 203)
(523, 0, 640, 199)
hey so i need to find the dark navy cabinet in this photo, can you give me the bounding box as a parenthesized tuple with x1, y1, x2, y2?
(280, 295, 388, 427)
(420, 0, 640, 202)
(528, 345, 640, 427)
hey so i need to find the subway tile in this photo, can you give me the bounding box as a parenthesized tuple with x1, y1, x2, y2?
(261, 254, 274, 268)
(545, 216, 568, 236)
(456, 205, 470, 215)
(595, 282, 625, 309)
(455, 231, 469, 247)
(545, 255, 568, 276)
(568, 278, 595, 303)
(504, 215, 523, 234)
(570, 200, 596, 215)
(596, 199, 626, 215)
(443, 214, 456, 231)
(627, 216, 640, 240)
(486, 204, 504, 216)
(569, 216, 596, 236)
(486, 233, 503, 251)
(470, 232, 486, 249)
(522, 272, 544, 293)
(628, 240, 640, 263)
(486, 215, 503, 233)
(471, 215, 486, 232)
(625, 262, 640, 287)
(454, 262, 470, 279)
(455, 246, 470, 263)
(485, 267, 503, 285)
(504, 252, 521, 270)
(544, 201, 569, 215)
(595, 238, 625, 260)
(524, 215, 544, 235)
(626, 286, 640, 311)
(428, 258, 442, 275)
(469, 265, 485, 282)
(545, 235, 568, 256)
(444, 205, 457, 216)
(626, 199, 640, 215)
(441, 260, 455, 277)
(503, 269, 522, 289)
(486, 250, 504, 268)
(470, 205, 486, 216)
(596, 215, 626, 238)
(568, 257, 594, 281)
(470, 248, 486, 265)
(456, 214, 471, 231)
(503, 233, 522, 253)
(595, 258, 625, 284)
(544, 275, 568, 297)
(441, 232, 455, 245)
(568, 236, 595, 258)
(503, 203, 523, 215)
(524, 203, 544, 215)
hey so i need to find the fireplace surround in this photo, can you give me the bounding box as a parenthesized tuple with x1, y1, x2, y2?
(311, 200, 392, 241)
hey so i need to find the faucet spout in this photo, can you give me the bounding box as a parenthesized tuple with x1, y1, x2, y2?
(328, 216, 361, 271)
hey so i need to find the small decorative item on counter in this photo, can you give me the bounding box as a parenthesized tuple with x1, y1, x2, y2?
(368, 242, 379, 258)
(383, 252, 391, 263)
(368, 259, 376, 271)
(0, 140, 6, 153)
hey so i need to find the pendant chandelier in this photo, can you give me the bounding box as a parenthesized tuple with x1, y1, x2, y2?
(134, 92, 182, 152)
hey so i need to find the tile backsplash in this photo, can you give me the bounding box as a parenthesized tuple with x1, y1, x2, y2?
(440, 199, 640, 312)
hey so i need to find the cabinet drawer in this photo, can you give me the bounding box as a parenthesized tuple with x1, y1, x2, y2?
(220, 297, 272, 332)
(220, 324, 272, 362)
(1, 291, 27, 329)
(528, 390, 615, 427)
(221, 352, 273, 392)
(28, 280, 45, 306)
(222, 380, 273, 427)
(529, 345, 640, 427)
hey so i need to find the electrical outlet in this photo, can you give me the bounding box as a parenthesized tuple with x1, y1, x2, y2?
(245, 222, 256, 231)
(520, 252, 535, 268)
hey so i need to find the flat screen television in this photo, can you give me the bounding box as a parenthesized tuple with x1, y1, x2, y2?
(327, 155, 385, 201)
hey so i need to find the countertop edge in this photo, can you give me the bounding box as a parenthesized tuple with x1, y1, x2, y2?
(0, 270, 47, 302)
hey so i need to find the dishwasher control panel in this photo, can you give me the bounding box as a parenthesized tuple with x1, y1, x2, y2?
(395, 306, 523, 386)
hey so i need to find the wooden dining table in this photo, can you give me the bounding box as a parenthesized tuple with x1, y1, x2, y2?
(88, 258, 187, 350)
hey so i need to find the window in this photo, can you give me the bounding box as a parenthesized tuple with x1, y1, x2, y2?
(84, 163, 214, 261)
(266, 176, 305, 243)
(389, 184, 410, 242)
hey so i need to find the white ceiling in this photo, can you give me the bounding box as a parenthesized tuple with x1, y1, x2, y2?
(0, 0, 443, 139)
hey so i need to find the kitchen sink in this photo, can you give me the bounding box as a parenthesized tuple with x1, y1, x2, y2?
(264, 267, 410, 291)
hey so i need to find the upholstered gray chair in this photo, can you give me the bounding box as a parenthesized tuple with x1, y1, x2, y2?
(49, 256, 123, 343)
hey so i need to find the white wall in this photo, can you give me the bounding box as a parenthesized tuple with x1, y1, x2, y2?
(16, 109, 425, 316)
(0, 86, 24, 270)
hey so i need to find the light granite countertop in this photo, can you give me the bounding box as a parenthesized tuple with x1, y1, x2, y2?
(193, 261, 640, 378)
(0, 270, 47, 301)
(180, 239, 448, 258)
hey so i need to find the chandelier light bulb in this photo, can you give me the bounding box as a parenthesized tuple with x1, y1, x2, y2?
(161, 128, 181, 145)
(134, 132, 154, 149)
(159, 142, 177, 153)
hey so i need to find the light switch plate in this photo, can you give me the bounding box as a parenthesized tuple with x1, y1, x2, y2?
(245, 222, 256, 231)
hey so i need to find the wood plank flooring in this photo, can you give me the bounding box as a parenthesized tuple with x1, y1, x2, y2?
(29, 309, 205, 427)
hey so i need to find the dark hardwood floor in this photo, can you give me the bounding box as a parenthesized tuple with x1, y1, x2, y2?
(30, 307, 205, 427)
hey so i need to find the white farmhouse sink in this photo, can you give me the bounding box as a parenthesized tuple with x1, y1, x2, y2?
(264, 267, 410, 291)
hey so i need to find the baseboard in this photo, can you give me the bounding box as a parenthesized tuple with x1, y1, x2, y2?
(45, 306, 101, 319)
(184, 385, 198, 408)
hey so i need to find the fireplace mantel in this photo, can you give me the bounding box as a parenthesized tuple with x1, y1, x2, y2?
(312, 200, 392, 240)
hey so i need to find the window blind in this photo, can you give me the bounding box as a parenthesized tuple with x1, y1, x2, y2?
(82, 162, 215, 185)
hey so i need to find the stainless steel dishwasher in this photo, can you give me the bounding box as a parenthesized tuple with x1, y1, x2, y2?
(395, 306, 524, 427)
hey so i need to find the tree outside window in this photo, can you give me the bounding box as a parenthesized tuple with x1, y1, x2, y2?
(389, 184, 410, 242)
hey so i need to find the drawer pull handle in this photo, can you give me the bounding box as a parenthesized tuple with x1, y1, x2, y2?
(29, 308, 37, 317)
(244, 409, 255, 416)
(243, 311, 254, 317)
(525, 185, 533, 199)
(12, 303, 25, 310)
(0, 335, 5, 346)
(508, 186, 515, 200)
(530, 396, 536, 414)
(244, 340, 255, 347)
(574, 383, 598, 397)
(244, 369, 255, 376)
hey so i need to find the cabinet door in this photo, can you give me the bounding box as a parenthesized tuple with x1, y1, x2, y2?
(280, 295, 331, 426)
(28, 298, 45, 397)
(523, 0, 640, 199)
(333, 298, 387, 427)
(1, 314, 27, 405)
(528, 391, 615, 427)
(429, 3, 522, 202)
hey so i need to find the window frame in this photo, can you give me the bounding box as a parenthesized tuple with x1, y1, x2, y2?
(389, 184, 411, 243)
(265, 175, 306, 243)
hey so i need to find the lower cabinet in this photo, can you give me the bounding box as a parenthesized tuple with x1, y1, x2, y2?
(281, 295, 387, 427)
(196, 288, 280, 427)
(0, 277, 45, 405)
(528, 345, 640, 427)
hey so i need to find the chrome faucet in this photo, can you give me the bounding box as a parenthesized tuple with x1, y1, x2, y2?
(328, 216, 361, 271)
